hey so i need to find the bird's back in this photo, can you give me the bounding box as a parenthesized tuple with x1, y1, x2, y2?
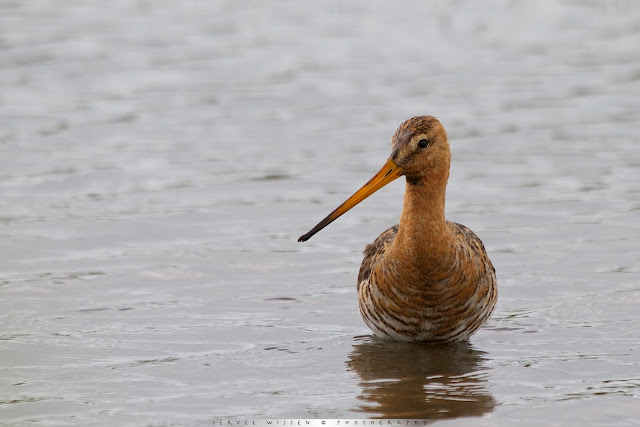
(357, 224, 398, 292)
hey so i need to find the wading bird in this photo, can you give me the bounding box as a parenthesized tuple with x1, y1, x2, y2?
(298, 116, 497, 342)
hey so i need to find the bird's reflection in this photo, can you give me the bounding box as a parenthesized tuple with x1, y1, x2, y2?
(347, 336, 496, 419)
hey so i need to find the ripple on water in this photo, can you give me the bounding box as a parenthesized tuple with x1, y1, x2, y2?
(1, 0, 640, 424)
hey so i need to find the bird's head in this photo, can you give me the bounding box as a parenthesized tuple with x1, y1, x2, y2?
(298, 116, 451, 242)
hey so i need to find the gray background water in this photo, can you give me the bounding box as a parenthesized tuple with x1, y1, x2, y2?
(1, 1, 639, 425)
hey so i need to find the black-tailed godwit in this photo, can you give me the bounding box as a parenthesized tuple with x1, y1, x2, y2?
(298, 116, 497, 342)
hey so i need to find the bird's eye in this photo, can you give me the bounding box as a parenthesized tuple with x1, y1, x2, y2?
(417, 139, 430, 149)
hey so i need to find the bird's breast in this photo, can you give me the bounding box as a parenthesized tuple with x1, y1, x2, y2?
(357, 228, 497, 343)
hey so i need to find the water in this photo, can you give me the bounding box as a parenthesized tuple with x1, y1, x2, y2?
(1, 1, 639, 425)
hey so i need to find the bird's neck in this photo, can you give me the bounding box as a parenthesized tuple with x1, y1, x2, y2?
(388, 179, 454, 279)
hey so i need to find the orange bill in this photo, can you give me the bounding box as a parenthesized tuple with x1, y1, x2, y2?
(298, 157, 404, 242)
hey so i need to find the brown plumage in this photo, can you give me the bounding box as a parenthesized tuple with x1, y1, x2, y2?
(298, 116, 497, 342)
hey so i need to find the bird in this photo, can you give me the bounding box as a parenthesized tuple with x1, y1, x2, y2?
(298, 116, 497, 343)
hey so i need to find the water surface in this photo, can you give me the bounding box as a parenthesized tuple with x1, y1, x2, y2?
(1, 1, 639, 425)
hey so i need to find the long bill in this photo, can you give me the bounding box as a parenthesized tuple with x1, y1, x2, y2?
(298, 157, 404, 242)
